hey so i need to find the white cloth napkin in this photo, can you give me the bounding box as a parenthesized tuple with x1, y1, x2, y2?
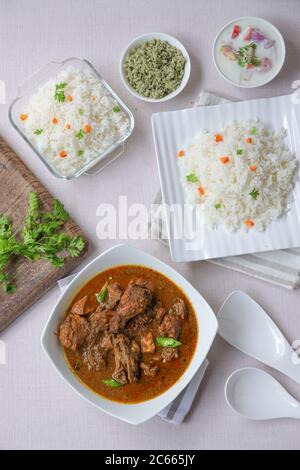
(150, 91, 300, 289)
(58, 274, 209, 425)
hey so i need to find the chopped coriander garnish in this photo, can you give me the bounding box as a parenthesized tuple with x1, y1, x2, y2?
(75, 129, 84, 139)
(251, 57, 261, 67)
(54, 82, 67, 102)
(236, 43, 260, 68)
(113, 106, 121, 113)
(34, 129, 43, 135)
(186, 173, 199, 183)
(249, 187, 259, 200)
(214, 202, 221, 209)
(236, 149, 243, 155)
(78, 108, 84, 116)
(250, 126, 257, 135)
(77, 150, 84, 157)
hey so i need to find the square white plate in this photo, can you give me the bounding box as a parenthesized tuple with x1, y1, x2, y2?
(152, 94, 300, 262)
(41, 244, 218, 424)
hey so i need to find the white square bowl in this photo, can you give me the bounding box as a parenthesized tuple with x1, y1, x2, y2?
(41, 244, 218, 424)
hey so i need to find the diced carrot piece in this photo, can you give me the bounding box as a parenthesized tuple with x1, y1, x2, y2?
(65, 123, 72, 130)
(59, 150, 68, 158)
(20, 113, 28, 121)
(91, 95, 96, 102)
(52, 117, 58, 125)
(178, 149, 185, 158)
(245, 219, 255, 228)
(214, 133, 223, 142)
(220, 156, 230, 164)
(84, 124, 92, 133)
(249, 165, 257, 171)
(246, 137, 253, 144)
(198, 186, 206, 196)
(66, 95, 73, 102)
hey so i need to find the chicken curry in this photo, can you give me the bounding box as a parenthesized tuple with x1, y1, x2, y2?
(59, 265, 198, 403)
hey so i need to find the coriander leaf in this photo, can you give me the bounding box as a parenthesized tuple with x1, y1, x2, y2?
(78, 108, 84, 116)
(250, 126, 257, 134)
(52, 199, 69, 222)
(214, 202, 221, 209)
(186, 173, 199, 183)
(237, 57, 246, 67)
(0, 216, 13, 238)
(96, 282, 108, 304)
(56, 82, 67, 90)
(47, 255, 65, 267)
(249, 187, 259, 200)
(156, 336, 181, 348)
(77, 150, 84, 157)
(75, 129, 84, 139)
(34, 129, 43, 135)
(113, 106, 121, 113)
(54, 82, 67, 102)
(67, 236, 85, 257)
(236, 149, 243, 155)
(251, 57, 261, 67)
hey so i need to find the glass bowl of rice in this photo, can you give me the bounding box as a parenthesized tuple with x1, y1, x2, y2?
(9, 57, 134, 179)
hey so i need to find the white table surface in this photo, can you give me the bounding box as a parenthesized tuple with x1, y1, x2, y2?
(1, 0, 300, 450)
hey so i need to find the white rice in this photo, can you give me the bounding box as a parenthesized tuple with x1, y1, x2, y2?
(19, 66, 130, 178)
(178, 120, 298, 231)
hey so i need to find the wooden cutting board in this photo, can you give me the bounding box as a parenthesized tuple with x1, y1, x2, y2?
(0, 136, 89, 333)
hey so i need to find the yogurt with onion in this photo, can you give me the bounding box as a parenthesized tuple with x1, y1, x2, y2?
(213, 17, 285, 87)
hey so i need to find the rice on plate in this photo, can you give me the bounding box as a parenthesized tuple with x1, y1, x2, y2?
(178, 120, 298, 231)
(19, 66, 130, 178)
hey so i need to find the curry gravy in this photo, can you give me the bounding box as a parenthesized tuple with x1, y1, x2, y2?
(64, 265, 198, 403)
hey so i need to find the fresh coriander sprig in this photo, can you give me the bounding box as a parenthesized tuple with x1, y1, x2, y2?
(0, 192, 85, 294)
(54, 82, 67, 102)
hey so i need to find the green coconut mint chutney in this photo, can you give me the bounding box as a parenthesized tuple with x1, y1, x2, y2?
(124, 39, 186, 99)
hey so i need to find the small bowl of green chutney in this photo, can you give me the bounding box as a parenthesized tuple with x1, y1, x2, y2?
(120, 32, 191, 103)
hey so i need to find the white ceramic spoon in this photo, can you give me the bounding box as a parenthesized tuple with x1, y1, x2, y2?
(225, 367, 300, 420)
(218, 291, 300, 384)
